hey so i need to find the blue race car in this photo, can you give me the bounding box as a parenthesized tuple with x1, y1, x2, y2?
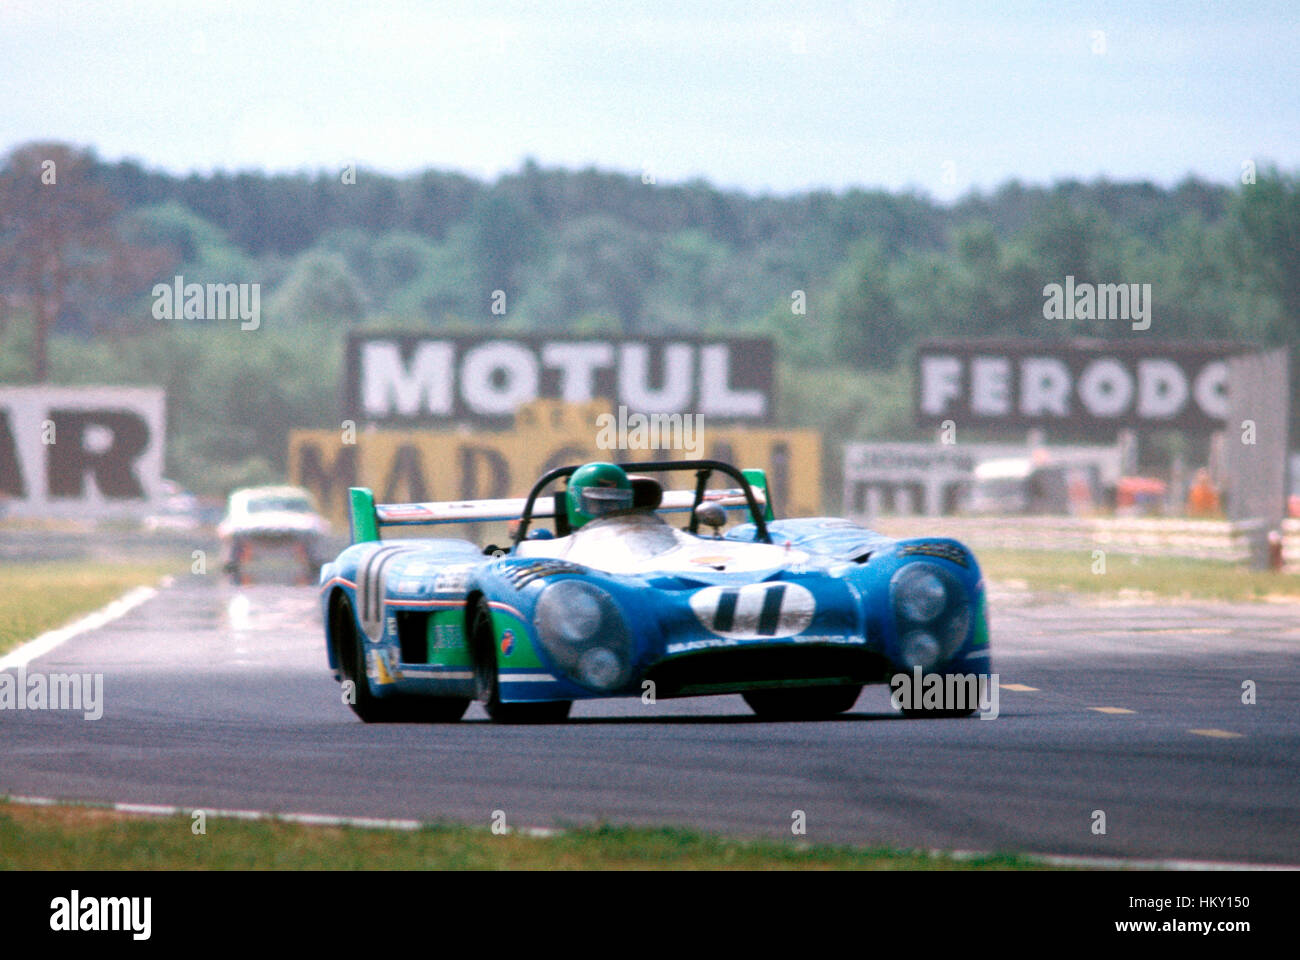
(320, 459, 991, 723)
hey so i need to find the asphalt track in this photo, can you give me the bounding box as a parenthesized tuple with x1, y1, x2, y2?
(3, 576, 1298, 864)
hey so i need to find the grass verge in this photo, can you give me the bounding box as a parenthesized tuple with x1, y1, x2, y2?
(976, 548, 1300, 601)
(0, 560, 178, 656)
(0, 802, 1059, 871)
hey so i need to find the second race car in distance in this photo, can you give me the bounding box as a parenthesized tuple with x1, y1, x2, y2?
(219, 484, 330, 584)
(319, 459, 991, 723)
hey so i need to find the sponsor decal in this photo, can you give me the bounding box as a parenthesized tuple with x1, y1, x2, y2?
(500, 629, 516, 657)
(664, 633, 861, 654)
(898, 541, 970, 567)
(431, 622, 465, 651)
(497, 558, 587, 588)
(432, 564, 474, 594)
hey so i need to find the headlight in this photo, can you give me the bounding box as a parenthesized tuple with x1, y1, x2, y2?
(546, 588, 603, 643)
(534, 580, 632, 691)
(891, 562, 970, 667)
(894, 566, 948, 622)
(900, 630, 941, 670)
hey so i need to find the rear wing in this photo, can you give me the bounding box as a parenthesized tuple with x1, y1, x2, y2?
(348, 479, 770, 544)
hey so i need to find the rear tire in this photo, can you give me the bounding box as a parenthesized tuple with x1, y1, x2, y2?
(334, 594, 469, 723)
(470, 599, 571, 724)
(743, 684, 862, 719)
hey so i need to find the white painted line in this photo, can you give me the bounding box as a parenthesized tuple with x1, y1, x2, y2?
(957, 849, 1294, 872)
(499, 673, 558, 683)
(115, 803, 180, 816)
(0, 584, 159, 670)
(3, 794, 423, 832)
(278, 812, 422, 831)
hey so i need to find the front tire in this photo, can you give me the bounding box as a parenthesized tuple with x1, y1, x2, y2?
(470, 599, 571, 723)
(742, 684, 862, 720)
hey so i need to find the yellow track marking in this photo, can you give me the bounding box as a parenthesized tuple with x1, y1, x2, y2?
(1189, 729, 1243, 739)
(1001, 683, 1038, 692)
(1088, 707, 1136, 714)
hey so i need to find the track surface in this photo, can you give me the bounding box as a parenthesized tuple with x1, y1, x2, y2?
(3, 577, 1298, 863)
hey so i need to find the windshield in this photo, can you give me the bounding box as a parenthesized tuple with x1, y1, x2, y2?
(247, 496, 313, 514)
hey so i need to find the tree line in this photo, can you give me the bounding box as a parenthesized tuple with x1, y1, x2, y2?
(1, 141, 1297, 495)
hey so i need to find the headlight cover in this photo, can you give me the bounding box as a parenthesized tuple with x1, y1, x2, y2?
(894, 566, 948, 622)
(890, 562, 970, 667)
(534, 580, 632, 691)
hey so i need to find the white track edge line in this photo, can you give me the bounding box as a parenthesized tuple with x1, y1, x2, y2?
(0, 583, 161, 671)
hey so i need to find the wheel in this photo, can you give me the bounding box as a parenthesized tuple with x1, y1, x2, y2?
(470, 599, 571, 724)
(333, 594, 469, 723)
(742, 684, 862, 719)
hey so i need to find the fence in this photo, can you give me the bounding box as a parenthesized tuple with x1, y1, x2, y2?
(860, 515, 1300, 571)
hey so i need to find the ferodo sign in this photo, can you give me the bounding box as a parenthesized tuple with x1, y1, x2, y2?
(291, 401, 819, 527)
(0, 387, 165, 517)
(916, 340, 1237, 433)
(346, 333, 775, 426)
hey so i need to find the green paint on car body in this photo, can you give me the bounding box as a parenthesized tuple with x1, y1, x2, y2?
(971, 594, 989, 648)
(425, 611, 471, 667)
(349, 487, 379, 544)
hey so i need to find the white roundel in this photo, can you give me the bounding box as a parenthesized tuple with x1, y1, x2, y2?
(689, 582, 815, 639)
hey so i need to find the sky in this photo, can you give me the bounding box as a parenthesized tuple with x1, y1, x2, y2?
(2, 0, 1297, 201)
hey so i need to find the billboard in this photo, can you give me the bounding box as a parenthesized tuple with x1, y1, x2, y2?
(0, 387, 166, 518)
(345, 333, 775, 427)
(842, 442, 1028, 517)
(915, 339, 1240, 433)
(291, 401, 820, 526)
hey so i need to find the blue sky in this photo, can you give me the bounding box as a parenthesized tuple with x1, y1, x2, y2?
(3, 0, 1296, 200)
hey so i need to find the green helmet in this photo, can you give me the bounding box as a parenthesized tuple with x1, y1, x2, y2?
(566, 462, 633, 530)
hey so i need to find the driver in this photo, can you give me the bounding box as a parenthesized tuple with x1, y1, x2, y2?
(565, 461, 635, 531)
(518, 461, 683, 567)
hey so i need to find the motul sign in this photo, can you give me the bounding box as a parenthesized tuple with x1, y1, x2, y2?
(915, 340, 1241, 433)
(346, 334, 775, 426)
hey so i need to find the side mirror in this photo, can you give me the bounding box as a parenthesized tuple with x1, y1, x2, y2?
(694, 501, 726, 536)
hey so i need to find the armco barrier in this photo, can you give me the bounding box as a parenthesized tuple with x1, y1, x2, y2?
(859, 515, 1300, 571)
